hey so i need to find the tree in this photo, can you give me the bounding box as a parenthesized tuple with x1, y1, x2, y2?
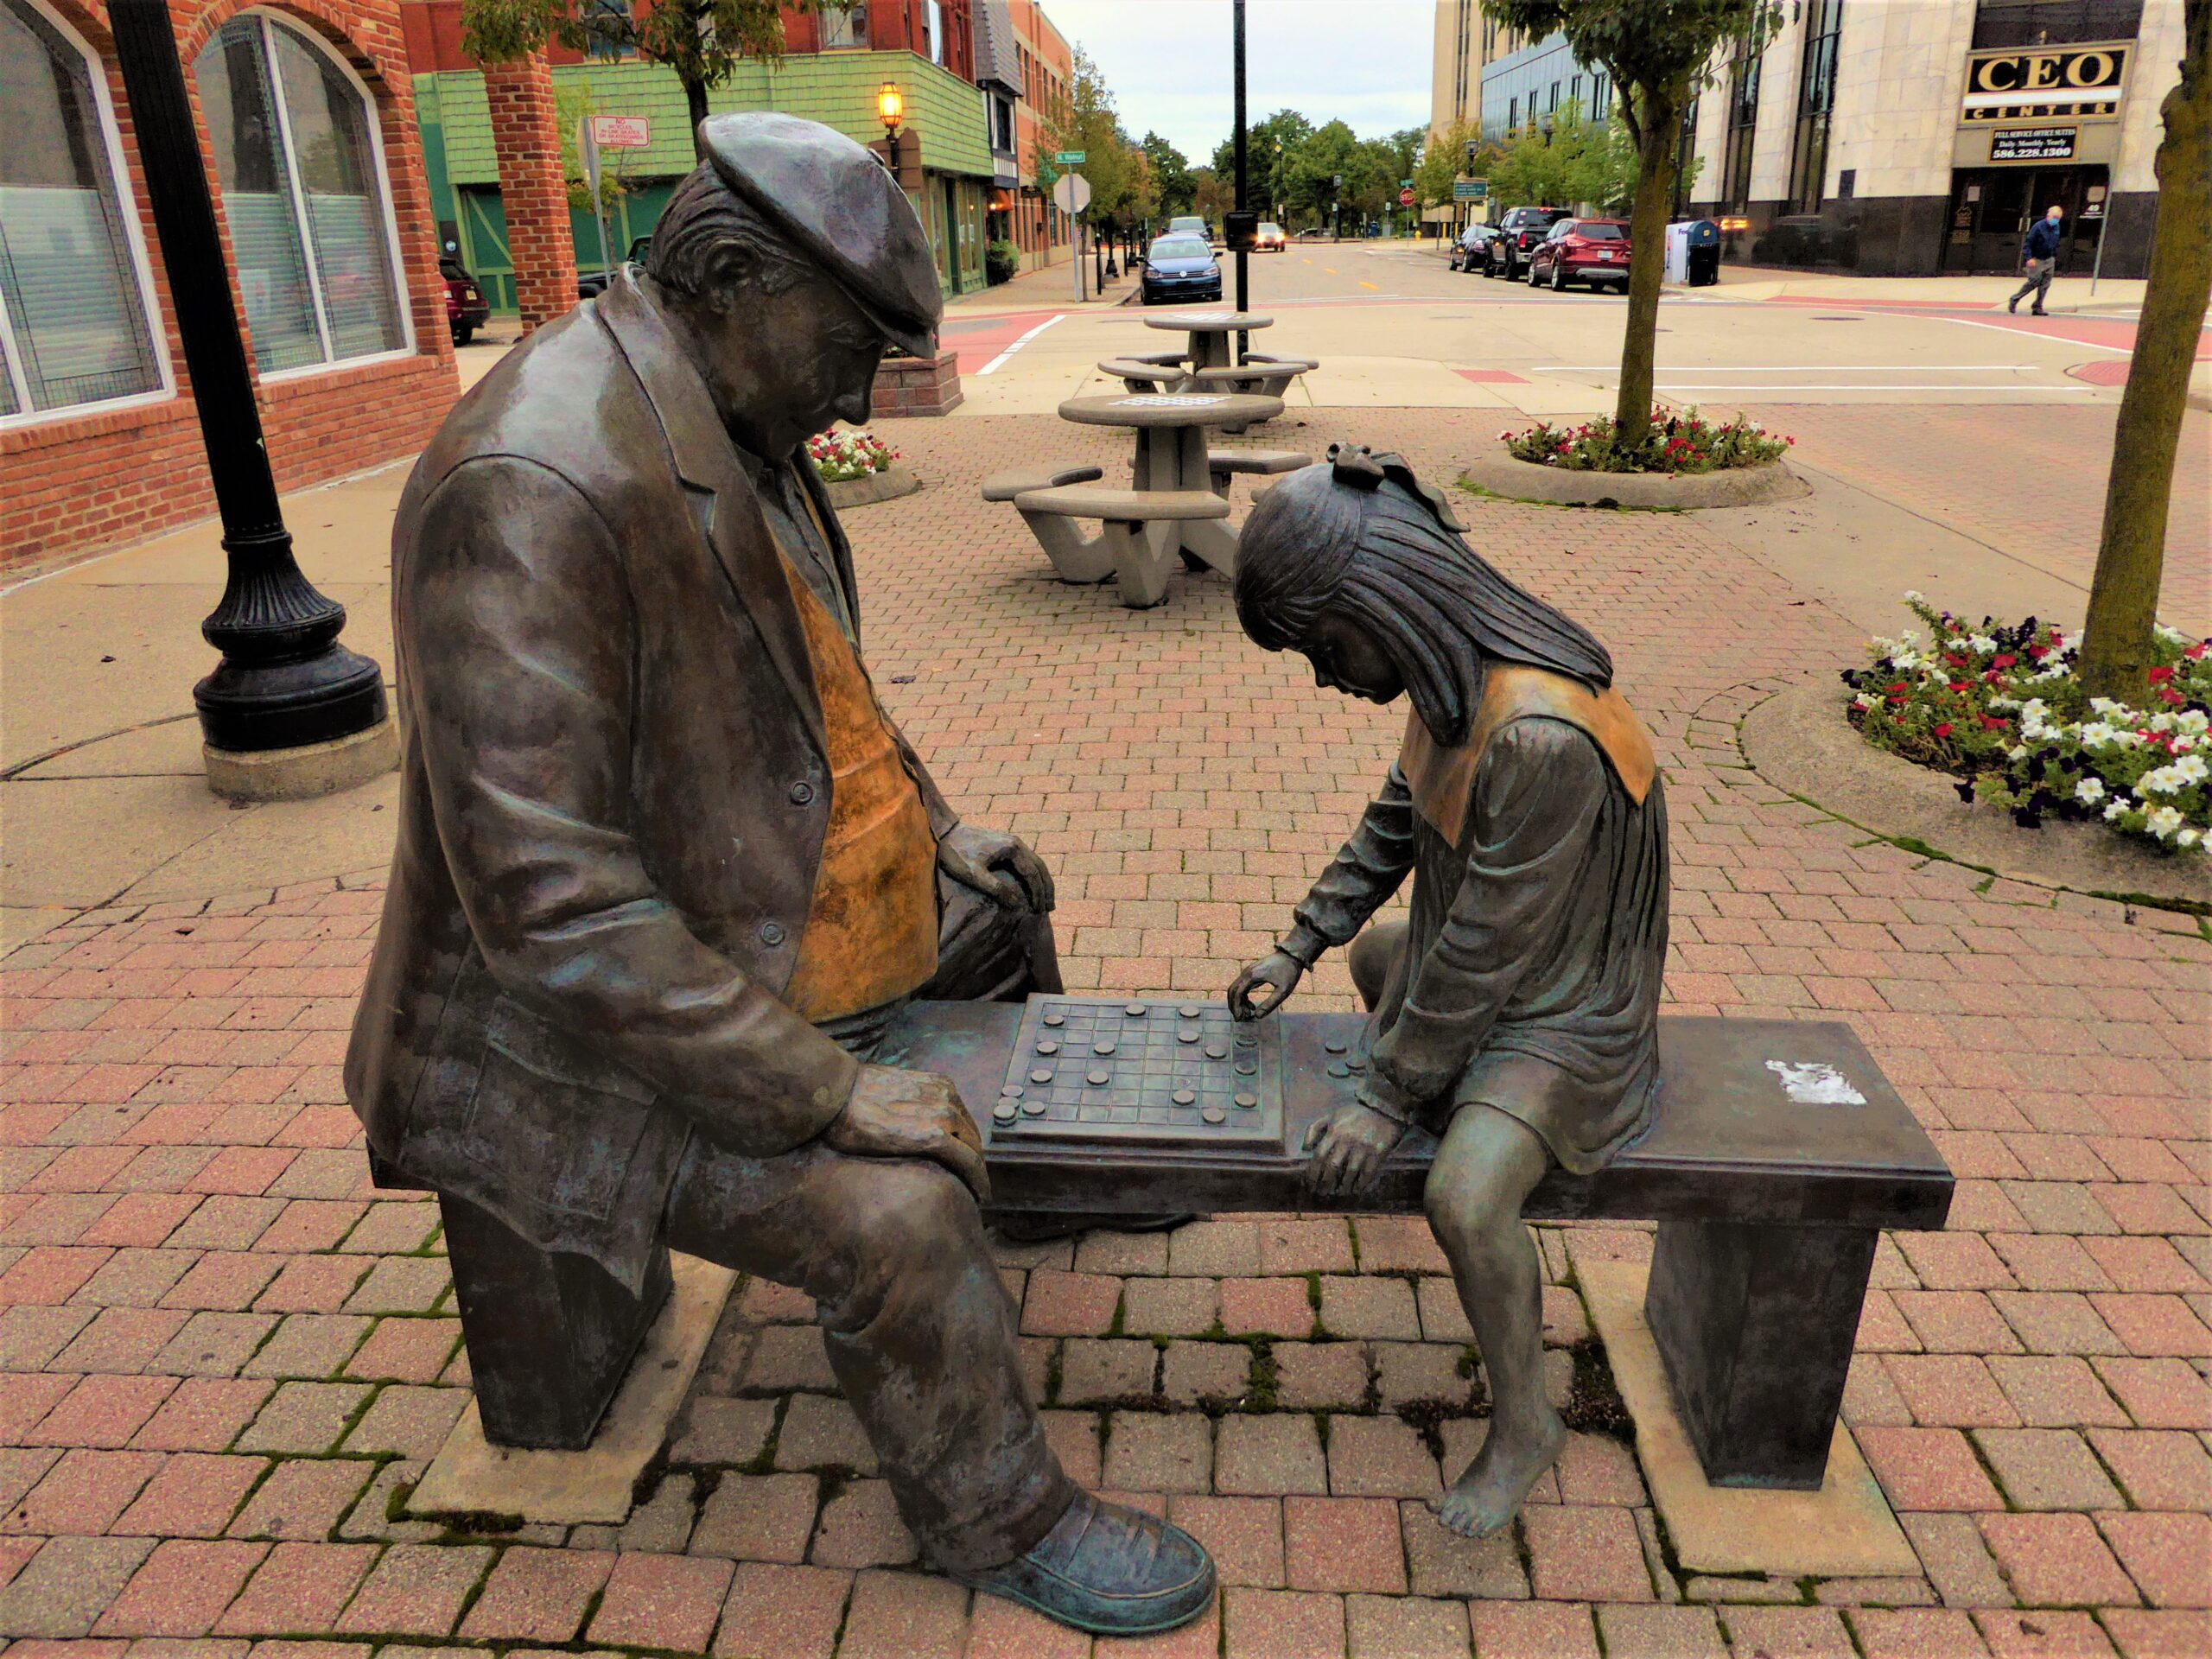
(1489, 0, 1777, 446)
(1191, 166, 1234, 224)
(554, 80, 627, 213)
(1141, 132, 1196, 217)
(1214, 109, 1313, 219)
(1414, 118, 1486, 215)
(1045, 47, 1143, 237)
(461, 1, 845, 161)
(2077, 0, 2212, 700)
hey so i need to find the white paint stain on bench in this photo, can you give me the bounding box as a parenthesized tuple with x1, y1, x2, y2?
(1765, 1060, 1867, 1106)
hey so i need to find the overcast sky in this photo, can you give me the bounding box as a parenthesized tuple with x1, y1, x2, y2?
(1036, 0, 1437, 164)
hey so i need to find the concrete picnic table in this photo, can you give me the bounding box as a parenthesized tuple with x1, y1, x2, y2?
(1056, 391, 1284, 580)
(1141, 309, 1274, 372)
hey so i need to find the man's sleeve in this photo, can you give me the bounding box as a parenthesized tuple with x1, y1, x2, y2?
(1367, 721, 1605, 1104)
(404, 456, 859, 1155)
(1280, 766, 1420, 966)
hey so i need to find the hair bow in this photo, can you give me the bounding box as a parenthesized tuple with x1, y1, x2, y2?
(1323, 442, 1467, 532)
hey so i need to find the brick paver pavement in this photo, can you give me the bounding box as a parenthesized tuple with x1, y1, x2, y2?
(3, 410, 2207, 1656)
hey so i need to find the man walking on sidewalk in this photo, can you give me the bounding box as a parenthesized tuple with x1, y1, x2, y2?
(2009, 204, 2065, 315)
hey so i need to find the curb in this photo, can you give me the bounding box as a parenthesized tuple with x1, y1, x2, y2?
(825, 464, 923, 511)
(1459, 448, 1811, 509)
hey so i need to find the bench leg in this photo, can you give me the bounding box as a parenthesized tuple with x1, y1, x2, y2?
(1178, 516, 1239, 576)
(441, 1192, 672, 1450)
(1642, 1218, 1876, 1490)
(1018, 509, 1116, 584)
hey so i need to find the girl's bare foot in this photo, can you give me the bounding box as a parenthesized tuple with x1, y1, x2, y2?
(1431, 1409, 1568, 1538)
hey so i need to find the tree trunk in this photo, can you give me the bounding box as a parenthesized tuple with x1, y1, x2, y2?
(1614, 89, 1682, 447)
(685, 75, 710, 158)
(2077, 1, 2212, 701)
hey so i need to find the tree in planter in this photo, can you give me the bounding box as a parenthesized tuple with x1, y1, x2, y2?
(2077, 0, 2212, 701)
(1489, 0, 1777, 449)
(460, 0, 846, 162)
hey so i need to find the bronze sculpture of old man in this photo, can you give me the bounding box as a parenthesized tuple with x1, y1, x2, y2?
(345, 113, 1214, 1637)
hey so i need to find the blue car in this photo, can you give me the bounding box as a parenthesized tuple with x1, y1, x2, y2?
(1141, 234, 1223, 305)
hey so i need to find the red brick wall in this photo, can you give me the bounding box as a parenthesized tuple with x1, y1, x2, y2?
(0, 0, 458, 572)
(484, 52, 578, 334)
(872, 349, 963, 417)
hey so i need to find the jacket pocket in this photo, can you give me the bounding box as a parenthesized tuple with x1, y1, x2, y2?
(458, 997, 658, 1219)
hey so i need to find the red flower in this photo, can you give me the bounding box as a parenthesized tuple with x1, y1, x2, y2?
(1991, 654, 2017, 670)
(2159, 687, 2186, 706)
(2146, 666, 2175, 683)
(1933, 722, 1954, 738)
(1978, 715, 2009, 730)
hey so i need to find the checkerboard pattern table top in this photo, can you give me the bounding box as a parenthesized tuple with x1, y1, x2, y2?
(988, 995, 1286, 1149)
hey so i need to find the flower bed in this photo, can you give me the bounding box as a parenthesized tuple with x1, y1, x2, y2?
(807, 429, 899, 483)
(1499, 408, 1792, 474)
(1841, 595, 2210, 855)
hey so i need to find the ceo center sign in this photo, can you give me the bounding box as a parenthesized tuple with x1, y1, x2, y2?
(1956, 42, 2126, 168)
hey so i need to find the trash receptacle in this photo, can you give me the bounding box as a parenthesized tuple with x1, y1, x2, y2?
(1687, 219, 1722, 287)
(1664, 221, 1692, 285)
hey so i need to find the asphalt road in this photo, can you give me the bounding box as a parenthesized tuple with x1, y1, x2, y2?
(947, 239, 2197, 417)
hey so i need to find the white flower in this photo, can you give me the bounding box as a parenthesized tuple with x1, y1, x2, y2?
(2075, 777, 2107, 804)
(2011, 744, 2031, 760)
(2175, 754, 2209, 785)
(2104, 799, 2128, 821)
(1853, 693, 1874, 710)
(2155, 623, 2189, 645)
(2179, 828, 2202, 849)
(1968, 634, 1999, 654)
(2146, 805, 2184, 839)
(2139, 766, 2185, 798)
(2075, 721, 2118, 748)
(1903, 590, 1924, 604)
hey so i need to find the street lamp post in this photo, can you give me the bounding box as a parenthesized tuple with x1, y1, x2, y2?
(1232, 0, 1249, 357)
(877, 80, 906, 181)
(105, 0, 391, 794)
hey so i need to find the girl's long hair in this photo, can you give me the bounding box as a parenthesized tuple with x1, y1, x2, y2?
(1235, 448, 1613, 746)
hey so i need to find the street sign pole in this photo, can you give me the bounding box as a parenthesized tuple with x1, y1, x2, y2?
(1233, 0, 1249, 355)
(580, 118, 613, 282)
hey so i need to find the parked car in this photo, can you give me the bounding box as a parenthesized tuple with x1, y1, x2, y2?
(1255, 220, 1286, 251)
(440, 258, 490, 345)
(1528, 218, 1632, 292)
(1166, 214, 1211, 243)
(1491, 206, 1571, 280)
(1448, 222, 1504, 274)
(1141, 233, 1223, 304)
(576, 236, 653, 300)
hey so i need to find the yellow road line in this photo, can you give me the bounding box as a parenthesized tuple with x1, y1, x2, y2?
(1301, 257, 1313, 264)
(1323, 267, 1338, 275)
(1358, 280, 1379, 290)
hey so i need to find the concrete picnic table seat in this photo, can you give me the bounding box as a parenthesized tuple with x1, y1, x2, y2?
(1009, 482, 1230, 608)
(1097, 359, 1188, 393)
(1205, 447, 1310, 496)
(981, 462, 1103, 503)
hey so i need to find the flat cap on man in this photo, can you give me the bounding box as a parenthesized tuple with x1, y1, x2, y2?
(699, 112, 943, 359)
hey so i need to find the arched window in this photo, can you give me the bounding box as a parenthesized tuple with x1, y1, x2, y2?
(194, 10, 410, 374)
(0, 0, 168, 423)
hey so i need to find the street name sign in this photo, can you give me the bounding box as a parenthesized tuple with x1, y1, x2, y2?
(1053, 149, 1087, 164)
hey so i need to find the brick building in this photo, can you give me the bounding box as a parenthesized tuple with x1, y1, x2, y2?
(0, 0, 458, 569)
(403, 0, 1076, 308)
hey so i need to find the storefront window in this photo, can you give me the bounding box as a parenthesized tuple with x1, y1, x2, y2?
(1789, 0, 1845, 213)
(194, 12, 409, 375)
(0, 0, 167, 422)
(1971, 0, 2143, 48)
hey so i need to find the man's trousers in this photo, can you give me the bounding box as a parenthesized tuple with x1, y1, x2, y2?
(661, 875, 1073, 1572)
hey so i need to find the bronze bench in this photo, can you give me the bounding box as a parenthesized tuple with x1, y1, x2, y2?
(423, 1001, 1950, 1493)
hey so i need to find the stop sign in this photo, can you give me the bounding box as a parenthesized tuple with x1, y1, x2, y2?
(1398, 188, 1415, 206)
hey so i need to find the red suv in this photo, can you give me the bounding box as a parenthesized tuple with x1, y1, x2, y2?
(1529, 218, 1632, 294)
(441, 259, 491, 346)
(1491, 206, 1570, 280)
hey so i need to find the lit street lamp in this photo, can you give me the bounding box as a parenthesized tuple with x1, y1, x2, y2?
(878, 80, 906, 179)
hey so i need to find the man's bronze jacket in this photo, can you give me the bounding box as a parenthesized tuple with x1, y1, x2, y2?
(345, 272, 957, 1290)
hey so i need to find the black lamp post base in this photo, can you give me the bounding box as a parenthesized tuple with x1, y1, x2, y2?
(194, 645, 389, 754)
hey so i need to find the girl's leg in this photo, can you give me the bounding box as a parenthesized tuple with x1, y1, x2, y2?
(1423, 1103, 1564, 1538)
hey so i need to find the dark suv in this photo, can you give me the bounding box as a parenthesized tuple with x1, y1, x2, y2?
(1490, 207, 1571, 281)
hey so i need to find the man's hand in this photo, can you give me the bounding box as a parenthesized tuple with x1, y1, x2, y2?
(1301, 1103, 1408, 1199)
(823, 1065, 991, 1205)
(938, 823, 1054, 912)
(1228, 950, 1306, 1021)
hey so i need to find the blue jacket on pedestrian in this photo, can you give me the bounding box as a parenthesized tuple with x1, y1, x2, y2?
(2024, 216, 2063, 262)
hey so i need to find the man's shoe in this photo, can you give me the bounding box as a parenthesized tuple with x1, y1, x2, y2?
(2007, 296, 2019, 313)
(2031, 308, 2047, 316)
(955, 1491, 1216, 1636)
